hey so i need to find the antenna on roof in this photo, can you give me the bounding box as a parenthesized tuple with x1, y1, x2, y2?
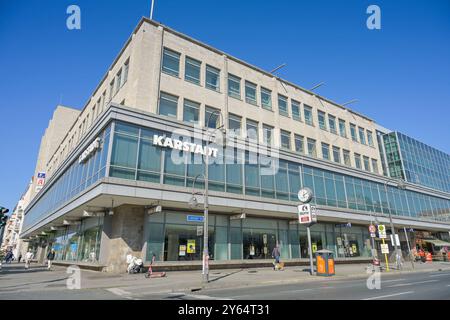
(341, 99, 359, 107)
(270, 63, 286, 74)
(310, 82, 325, 92)
(150, 0, 155, 20)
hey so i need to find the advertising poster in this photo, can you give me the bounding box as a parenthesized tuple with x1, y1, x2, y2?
(179, 245, 186, 256)
(187, 240, 196, 253)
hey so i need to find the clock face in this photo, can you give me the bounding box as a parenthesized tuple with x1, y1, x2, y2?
(298, 188, 313, 203)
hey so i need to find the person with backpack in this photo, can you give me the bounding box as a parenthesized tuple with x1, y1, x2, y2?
(47, 249, 56, 270)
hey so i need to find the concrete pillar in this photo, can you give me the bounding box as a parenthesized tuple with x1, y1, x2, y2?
(99, 205, 146, 273)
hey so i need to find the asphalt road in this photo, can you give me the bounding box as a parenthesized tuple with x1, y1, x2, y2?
(1, 263, 449, 300)
(139, 271, 450, 300)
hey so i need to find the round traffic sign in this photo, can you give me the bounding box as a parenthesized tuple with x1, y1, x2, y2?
(369, 225, 376, 233)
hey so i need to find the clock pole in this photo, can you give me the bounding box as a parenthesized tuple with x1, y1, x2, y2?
(298, 187, 315, 276)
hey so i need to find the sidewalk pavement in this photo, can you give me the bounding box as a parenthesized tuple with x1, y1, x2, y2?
(73, 260, 450, 294)
(2, 260, 450, 296)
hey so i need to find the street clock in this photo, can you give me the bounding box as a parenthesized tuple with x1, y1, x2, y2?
(298, 188, 313, 203)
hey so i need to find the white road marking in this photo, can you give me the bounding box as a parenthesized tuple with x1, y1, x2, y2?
(382, 279, 406, 283)
(387, 279, 438, 288)
(169, 292, 233, 300)
(428, 273, 450, 277)
(106, 288, 139, 300)
(362, 291, 414, 300)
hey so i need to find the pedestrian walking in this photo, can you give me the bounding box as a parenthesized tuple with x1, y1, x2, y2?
(47, 249, 56, 270)
(24, 250, 34, 270)
(272, 244, 281, 270)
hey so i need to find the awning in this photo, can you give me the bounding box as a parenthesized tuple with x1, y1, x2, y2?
(423, 239, 450, 247)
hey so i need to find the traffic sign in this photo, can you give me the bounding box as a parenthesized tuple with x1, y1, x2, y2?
(377, 224, 387, 239)
(381, 243, 389, 254)
(369, 225, 376, 233)
(298, 204, 317, 224)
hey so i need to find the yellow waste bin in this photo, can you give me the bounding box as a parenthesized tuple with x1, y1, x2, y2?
(315, 249, 335, 276)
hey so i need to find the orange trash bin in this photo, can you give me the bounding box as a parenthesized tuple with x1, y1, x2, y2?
(315, 250, 335, 276)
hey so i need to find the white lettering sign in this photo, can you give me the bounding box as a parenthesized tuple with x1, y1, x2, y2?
(153, 135, 218, 157)
(79, 138, 101, 164)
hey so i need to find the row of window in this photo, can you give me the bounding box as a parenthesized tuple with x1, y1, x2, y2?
(48, 59, 129, 177)
(162, 47, 375, 148)
(158, 91, 379, 174)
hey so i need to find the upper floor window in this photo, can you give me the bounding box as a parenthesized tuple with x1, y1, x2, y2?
(338, 119, 347, 138)
(294, 134, 304, 153)
(205, 65, 220, 91)
(205, 106, 220, 129)
(263, 124, 274, 146)
(123, 59, 129, 86)
(318, 111, 327, 130)
(291, 100, 301, 121)
(228, 113, 242, 134)
(245, 81, 257, 105)
(372, 159, 379, 174)
(280, 130, 291, 149)
(278, 95, 289, 116)
(185, 56, 201, 85)
(328, 115, 337, 134)
(321, 142, 330, 160)
(261, 87, 272, 110)
(158, 92, 178, 118)
(367, 130, 374, 147)
(307, 138, 317, 157)
(115, 70, 122, 95)
(359, 127, 366, 145)
(246, 119, 259, 141)
(228, 74, 241, 99)
(304, 105, 313, 126)
(109, 79, 115, 102)
(354, 153, 362, 169)
(350, 123, 358, 142)
(183, 99, 200, 124)
(332, 146, 341, 163)
(162, 48, 180, 77)
(343, 149, 351, 166)
(363, 156, 370, 172)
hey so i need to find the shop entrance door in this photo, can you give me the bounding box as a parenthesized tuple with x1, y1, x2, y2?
(243, 231, 276, 259)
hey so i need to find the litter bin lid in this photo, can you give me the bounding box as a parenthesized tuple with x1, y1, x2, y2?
(315, 249, 333, 254)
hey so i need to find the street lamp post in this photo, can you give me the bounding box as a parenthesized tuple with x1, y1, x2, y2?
(188, 110, 225, 285)
(383, 178, 405, 270)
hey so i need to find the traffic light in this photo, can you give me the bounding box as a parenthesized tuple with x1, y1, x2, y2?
(0, 207, 8, 215)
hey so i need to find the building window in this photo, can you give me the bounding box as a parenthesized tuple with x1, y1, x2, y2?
(183, 99, 200, 124)
(291, 100, 301, 121)
(162, 48, 180, 77)
(372, 159, 379, 174)
(206, 65, 220, 91)
(333, 146, 341, 163)
(367, 130, 374, 147)
(359, 127, 366, 145)
(321, 143, 330, 160)
(338, 119, 347, 138)
(350, 124, 358, 142)
(122, 59, 129, 86)
(343, 149, 351, 166)
(307, 138, 316, 157)
(328, 115, 337, 134)
(263, 124, 274, 146)
(354, 153, 362, 169)
(228, 74, 241, 99)
(304, 105, 313, 126)
(109, 79, 115, 102)
(158, 92, 178, 118)
(261, 87, 272, 110)
(228, 113, 242, 134)
(363, 156, 370, 172)
(294, 134, 304, 153)
(245, 81, 257, 105)
(205, 106, 220, 128)
(278, 95, 289, 116)
(318, 111, 327, 130)
(102, 91, 106, 110)
(115, 70, 122, 95)
(246, 119, 259, 141)
(185, 56, 201, 85)
(280, 130, 291, 149)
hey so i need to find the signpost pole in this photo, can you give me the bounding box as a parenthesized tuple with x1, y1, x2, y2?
(307, 226, 314, 275)
(404, 227, 414, 269)
(382, 238, 389, 272)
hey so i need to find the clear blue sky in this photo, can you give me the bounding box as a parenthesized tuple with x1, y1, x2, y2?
(0, 0, 449, 213)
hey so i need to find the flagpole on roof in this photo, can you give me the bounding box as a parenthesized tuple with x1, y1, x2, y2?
(150, 0, 155, 20)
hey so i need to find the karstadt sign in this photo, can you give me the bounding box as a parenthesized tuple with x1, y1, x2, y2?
(153, 135, 219, 158)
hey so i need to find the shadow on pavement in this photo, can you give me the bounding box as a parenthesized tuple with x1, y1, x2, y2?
(208, 269, 244, 283)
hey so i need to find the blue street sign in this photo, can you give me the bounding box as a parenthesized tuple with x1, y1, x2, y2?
(187, 215, 204, 223)
(37, 172, 46, 179)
